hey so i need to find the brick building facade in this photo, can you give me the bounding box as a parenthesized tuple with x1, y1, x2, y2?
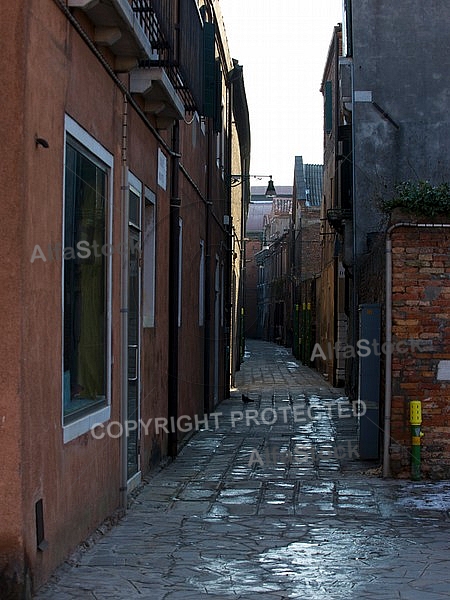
(389, 221, 450, 479)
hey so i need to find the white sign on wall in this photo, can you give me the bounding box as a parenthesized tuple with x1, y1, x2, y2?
(354, 90, 373, 102)
(158, 148, 167, 190)
(437, 360, 450, 381)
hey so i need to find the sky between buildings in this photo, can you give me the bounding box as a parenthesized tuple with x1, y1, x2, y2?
(219, 0, 343, 186)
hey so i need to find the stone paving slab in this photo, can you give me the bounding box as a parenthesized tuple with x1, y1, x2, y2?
(35, 340, 450, 599)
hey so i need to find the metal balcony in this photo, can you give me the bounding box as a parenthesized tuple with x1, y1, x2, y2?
(69, 0, 204, 114)
(326, 208, 352, 233)
(134, 0, 203, 113)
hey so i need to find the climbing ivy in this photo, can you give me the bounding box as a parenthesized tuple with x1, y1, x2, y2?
(382, 181, 450, 217)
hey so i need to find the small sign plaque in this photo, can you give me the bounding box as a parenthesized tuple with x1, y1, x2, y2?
(437, 360, 450, 381)
(158, 148, 167, 190)
(354, 90, 373, 102)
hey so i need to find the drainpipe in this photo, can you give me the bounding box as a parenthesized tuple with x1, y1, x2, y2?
(225, 69, 233, 400)
(332, 28, 339, 386)
(239, 170, 249, 367)
(203, 128, 212, 414)
(119, 94, 129, 511)
(168, 122, 180, 457)
(383, 221, 450, 478)
(383, 230, 393, 478)
(350, 55, 358, 399)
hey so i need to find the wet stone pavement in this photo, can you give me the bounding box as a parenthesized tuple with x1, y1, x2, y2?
(35, 340, 450, 599)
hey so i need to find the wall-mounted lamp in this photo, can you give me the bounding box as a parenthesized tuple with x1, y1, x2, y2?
(230, 174, 277, 197)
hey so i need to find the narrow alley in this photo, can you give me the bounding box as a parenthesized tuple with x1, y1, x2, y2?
(35, 340, 450, 600)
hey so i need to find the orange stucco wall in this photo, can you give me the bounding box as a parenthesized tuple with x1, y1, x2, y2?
(1, 1, 235, 594)
(0, 0, 28, 594)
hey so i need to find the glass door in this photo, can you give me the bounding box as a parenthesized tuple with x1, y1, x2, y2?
(127, 189, 141, 482)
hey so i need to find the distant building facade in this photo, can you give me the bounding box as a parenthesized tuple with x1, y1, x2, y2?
(291, 157, 323, 363)
(250, 158, 323, 350)
(244, 199, 272, 338)
(259, 193, 293, 344)
(317, 24, 349, 386)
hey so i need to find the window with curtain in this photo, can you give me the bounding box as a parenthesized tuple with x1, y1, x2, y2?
(63, 136, 107, 423)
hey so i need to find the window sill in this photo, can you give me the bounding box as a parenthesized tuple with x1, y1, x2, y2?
(63, 405, 111, 444)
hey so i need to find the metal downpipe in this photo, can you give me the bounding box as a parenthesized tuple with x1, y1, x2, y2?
(168, 122, 180, 457)
(383, 235, 393, 478)
(120, 95, 129, 509)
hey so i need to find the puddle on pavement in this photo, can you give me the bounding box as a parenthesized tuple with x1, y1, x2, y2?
(301, 482, 335, 493)
(220, 487, 260, 497)
(269, 482, 295, 489)
(337, 489, 373, 497)
(206, 505, 229, 518)
(219, 495, 257, 505)
(395, 481, 450, 512)
(179, 489, 217, 500)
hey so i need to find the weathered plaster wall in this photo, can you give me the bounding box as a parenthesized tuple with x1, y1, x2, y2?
(353, 0, 450, 256)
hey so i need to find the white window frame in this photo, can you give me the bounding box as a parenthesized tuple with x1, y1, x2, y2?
(128, 171, 143, 229)
(62, 114, 113, 444)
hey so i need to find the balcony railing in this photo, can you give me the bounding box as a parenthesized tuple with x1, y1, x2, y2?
(131, 0, 172, 54)
(131, 0, 203, 112)
(326, 208, 352, 233)
(272, 198, 292, 215)
(70, 0, 205, 113)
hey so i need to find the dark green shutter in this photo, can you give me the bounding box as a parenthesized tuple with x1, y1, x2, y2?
(213, 59, 222, 132)
(325, 80, 333, 133)
(203, 22, 215, 117)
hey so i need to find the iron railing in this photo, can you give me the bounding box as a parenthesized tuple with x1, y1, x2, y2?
(131, 0, 203, 112)
(326, 208, 352, 233)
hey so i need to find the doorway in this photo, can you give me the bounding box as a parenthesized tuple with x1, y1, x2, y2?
(127, 186, 141, 485)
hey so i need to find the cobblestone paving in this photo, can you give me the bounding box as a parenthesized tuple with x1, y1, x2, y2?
(35, 340, 450, 599)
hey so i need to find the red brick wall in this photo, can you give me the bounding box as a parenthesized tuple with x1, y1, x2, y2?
(390, 225, 450, 479)
(300, 206, 321, 280)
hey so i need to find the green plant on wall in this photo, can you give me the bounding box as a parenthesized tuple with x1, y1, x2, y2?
(382, 181, 450, 217)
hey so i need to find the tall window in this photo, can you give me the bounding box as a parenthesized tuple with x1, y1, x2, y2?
(63, 117, 112, 432)
(324, 81, 333, 134)
(342, 0, 353, 57)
